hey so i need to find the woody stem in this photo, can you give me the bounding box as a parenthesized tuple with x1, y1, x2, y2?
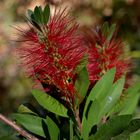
(75, 108, 82, 132)
(0, 113, 39, 140)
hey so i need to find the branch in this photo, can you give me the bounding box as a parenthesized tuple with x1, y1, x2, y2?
(75, 108, 82, 132)
(0, 113, 39, 140)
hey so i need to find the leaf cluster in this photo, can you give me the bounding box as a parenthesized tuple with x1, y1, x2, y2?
(8, 68, 140, 140)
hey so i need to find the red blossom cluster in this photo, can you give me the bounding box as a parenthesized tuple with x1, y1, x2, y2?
(17, 9, 86, 104)
(85, 27, 130, 85)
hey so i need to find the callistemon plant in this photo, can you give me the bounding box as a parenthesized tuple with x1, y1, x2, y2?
(4, 4, 139, 140)
(17, 5, 86, 107)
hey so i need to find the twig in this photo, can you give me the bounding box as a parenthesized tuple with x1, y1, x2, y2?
(0, 113, 39, 140)
(75, 108, 82, 132)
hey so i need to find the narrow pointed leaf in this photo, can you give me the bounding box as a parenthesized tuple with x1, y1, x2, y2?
(13, 114, 46, 137)
(43, 116, 60, 140)
(0, 134, 20, 140)
(32, 89, 68, 117)
(101, 22, 109, 37)
(18, 104, 37, 115)
(75, 67, 90, 105)
(82, 99, 101, 140)
(70, 120, 74, 140)
(98, 76, 125, 119)
(82, 68, 116, 119)
(34, 6, 43, 24)
(108, 119, 140, 140)
(108, 83, 140, 115)
(27, 9, 33, 19)
(119, 83, 140, 115)
(90, 115, 132, 140)
(130, 132, 140, 140)
(42, 120, 51, 140)
(75, 55, 88, 73)
(43, 5, 50, 24)
(13, 113, 60, 139)
(107, 24, 116, 41)
(82, 68, 116, 140)
(82, 77, 125, 140)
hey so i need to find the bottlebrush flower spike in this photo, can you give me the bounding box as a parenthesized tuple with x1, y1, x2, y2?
(17, 5, 86, 105)
(85, 22, 130, 85)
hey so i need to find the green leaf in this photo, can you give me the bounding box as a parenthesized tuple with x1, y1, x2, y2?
(34, 6, 43, 24)
(43, 5, 50, 24)
(119, 83, 140, 115)
(90, 115, 132, 140)
(46, 116, 60, 140)
(13, 113, 60, 139)
(101, 22, 116, 41)
(0, 134, 20, 140)
(75, 67, 90, 105)
(28, 5, 50, 25)
(86, 99, 101, 127)
(82, 68, 116, 119)
(29, 13, 42, 32)
(82, 99, 101, 139)
(18, 104, 37, 115)
(111, 134, 130, 140)
(27, 9, 33, 19)
(81, 68, 116, 140)
(30, 12, 36, 22)
(70, 119, 74, 140)
(120, 93, 139, 115)
(0, 121, 14, 138)
(98, 76, 125, 119)
(32, 89, 68, 117)
(130, 131, 140, 140)
(127, 119, 140, 133)
(27, 8, 42, 32)
(109, 83, 140, 116)
(107, 23, 116, 41)
(42, 120, 51, 139)
(111, 119, 140, 140)
(44, 116, 60, 140)
(101, 22, 109, 38)
(74, 55, 88, 73)
(12, 114, 46, 137)
(82, 75, 125, 140)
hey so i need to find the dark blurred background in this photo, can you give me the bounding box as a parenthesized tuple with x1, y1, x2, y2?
(0, 0, 140, 119)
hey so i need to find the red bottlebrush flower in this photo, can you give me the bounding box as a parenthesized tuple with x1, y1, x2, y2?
(17, 7, 86, 104)
(84, 24, 130, 85)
